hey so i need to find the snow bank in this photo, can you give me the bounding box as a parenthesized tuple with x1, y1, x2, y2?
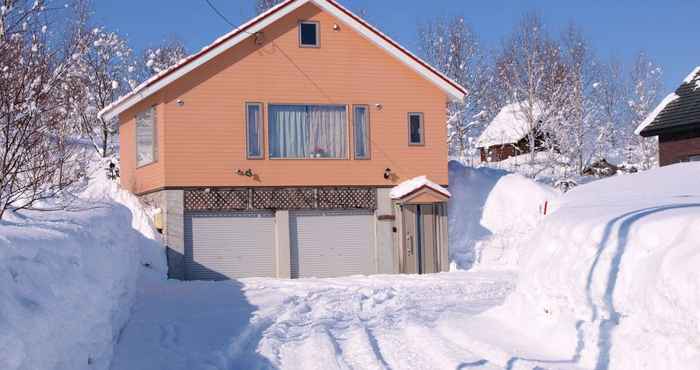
(0, 163, 165, 370)
(447, 160, 558, 269)
(487, 162, 700, 369)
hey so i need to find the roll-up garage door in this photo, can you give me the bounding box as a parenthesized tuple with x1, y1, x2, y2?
(184, 211, 275, 280)
(290, 209, 374, 278)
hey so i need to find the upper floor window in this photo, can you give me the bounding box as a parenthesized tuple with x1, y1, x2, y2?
(353, 105, 370, 159)
(408, 112, 424, 145)
(246, 103, 264, 159)
(136, 107, 157, 167)
(299, 21, 319, 47)
(268, 104, 347, 159)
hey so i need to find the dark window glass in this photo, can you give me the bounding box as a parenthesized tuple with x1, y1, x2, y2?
(300, 22, 318, 46)
(409, 113, 423, 144)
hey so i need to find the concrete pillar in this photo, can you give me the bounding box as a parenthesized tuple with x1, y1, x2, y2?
(375, 188, 397, 274)
(165, 190, 185, 280)
(275, 210, 291, 278)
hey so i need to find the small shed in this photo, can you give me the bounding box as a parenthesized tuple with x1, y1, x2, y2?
(476, 102, 547, 162)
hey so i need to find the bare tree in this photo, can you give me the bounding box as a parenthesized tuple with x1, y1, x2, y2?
(255, 0, 282, 14)
(558, 23, 602, 174)
(594, 59, 627, 163)
(626, 52, 662, 169)
(0, 0, 87, 218)
(495, 13, 569, 166)
(417, 16, 494, 162)
(140, 37, 187, 81)
(68, 24, 136, 158)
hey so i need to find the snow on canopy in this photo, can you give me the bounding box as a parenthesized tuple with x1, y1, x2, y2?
(476, 102, 542, 148)
(390, 175, 451, 199)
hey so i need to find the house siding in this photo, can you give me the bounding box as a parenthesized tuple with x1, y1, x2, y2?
(659, 131, 700, 166)
(118, 2, 447, 194)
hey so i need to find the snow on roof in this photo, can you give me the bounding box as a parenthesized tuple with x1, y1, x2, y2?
(476, 102, 542, 148)
(634, 92, 679, 135)
(98, 0, 466, 121)
(390, 176, 451, 200)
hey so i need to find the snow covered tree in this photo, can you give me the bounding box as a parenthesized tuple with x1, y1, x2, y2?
(139, 37, 187, 81)
(495, 13, 569, 166)
(593, 59, 627, 163)
(626, 52, 662, 169)
(557, 23, 602, 174)
(255, 0, 282, 14)
(0, 0, 88, 218)
(68, 25, 137, 158)
(417, 16, 494, 162)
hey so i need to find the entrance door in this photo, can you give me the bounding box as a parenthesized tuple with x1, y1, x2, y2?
(401, 204, 439, 274)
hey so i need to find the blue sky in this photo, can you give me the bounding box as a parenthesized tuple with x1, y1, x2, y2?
(94, 0, 698, 92)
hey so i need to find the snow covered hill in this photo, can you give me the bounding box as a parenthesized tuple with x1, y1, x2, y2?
(479, 162, 700, 369)
(0, 163, 166, 370)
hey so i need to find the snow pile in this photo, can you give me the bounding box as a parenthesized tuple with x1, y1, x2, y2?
(476, 101, 542, 148)
(390, 175, 450, 199)
(447, 160, 558, 269)
(0, 162, 165, 370)
(486, 162, 700, 369)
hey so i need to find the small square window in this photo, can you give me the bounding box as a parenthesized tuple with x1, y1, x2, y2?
(299, 21, 319, 47)
(408, 113, 424, 145)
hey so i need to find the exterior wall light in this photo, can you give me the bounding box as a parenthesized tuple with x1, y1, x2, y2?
(384, 168, 392, 180)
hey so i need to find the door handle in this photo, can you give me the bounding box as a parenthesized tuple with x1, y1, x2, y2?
(407, 235, 414, 255)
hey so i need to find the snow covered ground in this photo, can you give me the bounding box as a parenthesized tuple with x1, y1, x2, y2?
(3, 158, 698, 370)
(0, 161, 165, 370)
(111, 271, 515, 370)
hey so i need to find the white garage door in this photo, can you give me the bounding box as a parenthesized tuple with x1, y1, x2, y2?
(184, 212, 275, 280)
(290, 210, 374, 278)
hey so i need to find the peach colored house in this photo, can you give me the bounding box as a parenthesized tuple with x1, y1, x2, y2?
(100, 0, 466, 280)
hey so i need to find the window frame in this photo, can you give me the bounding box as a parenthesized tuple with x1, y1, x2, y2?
(407, 112, 425, 146)
(298, 20, 320, 48)
(135, 106, 157, 168)
(352, 104, 371, 160)
(267, 103, 349, 160)
(245, 102, 265, 160)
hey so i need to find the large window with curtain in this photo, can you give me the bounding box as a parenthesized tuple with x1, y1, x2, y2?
(136, 106, 157, 167)
(268, 104, 347, 159)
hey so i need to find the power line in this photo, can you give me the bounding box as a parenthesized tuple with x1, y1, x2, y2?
(204, 0, 236, 27)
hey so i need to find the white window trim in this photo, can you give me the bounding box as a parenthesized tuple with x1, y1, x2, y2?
(245, 102, 265, 159)
(408, 112, 425, 146)
(135, 106, 157, 168)
(299, 20, 320, 48)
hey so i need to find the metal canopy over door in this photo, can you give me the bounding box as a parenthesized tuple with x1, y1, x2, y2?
(184, 211, 276, 280)
(401, 204, 439, 274)
(290, 209, 374, 278)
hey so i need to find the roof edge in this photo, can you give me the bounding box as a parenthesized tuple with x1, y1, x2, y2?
(99, 0, 466, 121)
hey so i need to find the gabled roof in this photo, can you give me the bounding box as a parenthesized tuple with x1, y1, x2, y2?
(476, 102, 543, 148)
(390, 176, 451, 201)
(637, 66, 700, 137)
(98, 0, 467, 121)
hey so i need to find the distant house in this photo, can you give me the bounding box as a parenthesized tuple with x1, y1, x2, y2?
(98, 0, 465, 281)
(476, 102, 548, 162)
(636, 66, 700, 166)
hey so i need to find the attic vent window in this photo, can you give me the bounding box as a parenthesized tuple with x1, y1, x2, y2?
(299, 21, 319, 47)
